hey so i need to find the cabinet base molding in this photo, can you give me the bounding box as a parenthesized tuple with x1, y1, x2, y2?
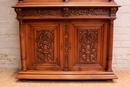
(16, 70, 117, 80)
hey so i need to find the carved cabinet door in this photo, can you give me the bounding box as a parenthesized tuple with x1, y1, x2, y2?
(24, 20, 64, 70)
(69, 20, 109, 71)
(23, 20, 109, 72)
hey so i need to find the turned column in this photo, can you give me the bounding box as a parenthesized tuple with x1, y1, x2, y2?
(19, 20, 27, 71)
(107, 19, 114, 72)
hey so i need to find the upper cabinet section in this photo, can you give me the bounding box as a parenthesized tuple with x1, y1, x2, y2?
(13, 0, 120, 19)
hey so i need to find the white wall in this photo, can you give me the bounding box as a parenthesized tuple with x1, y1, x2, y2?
(0, 0, 20, 69)
(0, 0, 130, 69)
(113, 0, 130, 69)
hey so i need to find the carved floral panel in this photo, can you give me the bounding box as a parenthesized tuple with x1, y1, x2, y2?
(36, 30, 54, 62)
(79, 29, 98, 63)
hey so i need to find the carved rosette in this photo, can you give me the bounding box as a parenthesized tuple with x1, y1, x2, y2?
(79, 29, 98, 62)
(15, 7, 112, 18)
(36, 30, 54, 62)
(64, 21, 69, 70)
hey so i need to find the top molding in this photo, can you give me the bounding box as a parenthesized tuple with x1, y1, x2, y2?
(13, 2, 120, 8)
(17, 0, 116, 2)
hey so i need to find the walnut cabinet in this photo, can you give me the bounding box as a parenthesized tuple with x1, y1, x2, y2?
(13, 0, 120, 80)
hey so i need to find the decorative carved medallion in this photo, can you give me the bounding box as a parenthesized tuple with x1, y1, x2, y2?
(64, 21, 69, 70)
(79, 29, 98, 62)
(15, 8, 111, 18)
(36, 30, 54, 62)
(110, 7, 118, 17)
(62, 8, 70, 17)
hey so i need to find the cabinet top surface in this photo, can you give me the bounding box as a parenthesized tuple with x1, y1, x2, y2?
(18, 0, 113, 2)
(13, 2, 120, 8)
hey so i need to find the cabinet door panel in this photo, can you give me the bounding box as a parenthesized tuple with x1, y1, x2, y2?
(25, 20, 63, 70)
(69, 20, 108, 71)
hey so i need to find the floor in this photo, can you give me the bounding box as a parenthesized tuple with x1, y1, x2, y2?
(0, 69, 130, 87)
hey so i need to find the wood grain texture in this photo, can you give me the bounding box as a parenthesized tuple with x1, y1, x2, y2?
(13, 0, 119, 80)
(13, 2, 120, 8)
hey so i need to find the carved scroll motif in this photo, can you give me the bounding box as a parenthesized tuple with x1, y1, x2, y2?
(36, 30, 54, 62)
(79, 29, 98, 62)
(70, 8, 109, 16)
(15, 8, 62, 17)
(64, 21, 69, 70)
(15, 8, 110, 18)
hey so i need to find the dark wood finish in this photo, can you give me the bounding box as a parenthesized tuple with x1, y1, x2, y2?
(13, 0, 119, 80)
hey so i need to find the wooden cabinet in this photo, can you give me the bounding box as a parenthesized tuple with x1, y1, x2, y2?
(13, 0, 120, 80)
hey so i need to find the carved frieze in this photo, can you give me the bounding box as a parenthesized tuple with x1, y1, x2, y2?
(70, 8, 109, 16)
(15, 8, 62, 17)
(14, 7, 117, 18)
(36, 30, 54, 62)
(79, 29, 98, 62)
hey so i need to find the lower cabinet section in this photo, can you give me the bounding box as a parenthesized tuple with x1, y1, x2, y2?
(16, 19, 117, 80)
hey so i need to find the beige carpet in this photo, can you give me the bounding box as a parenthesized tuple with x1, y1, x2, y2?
(0, 69, 130, 87)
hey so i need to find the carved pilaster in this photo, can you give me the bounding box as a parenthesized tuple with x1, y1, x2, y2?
(64, 21, 69, 71)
